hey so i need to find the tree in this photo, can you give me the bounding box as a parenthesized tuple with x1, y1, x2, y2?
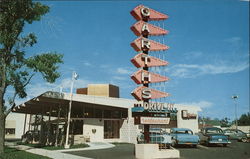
(238, 113, 250, 126)
(0, 0, 63, 154)
(220, 117, 231, 127)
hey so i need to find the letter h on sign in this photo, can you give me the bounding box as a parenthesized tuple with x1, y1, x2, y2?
(141, 71, 151, 83)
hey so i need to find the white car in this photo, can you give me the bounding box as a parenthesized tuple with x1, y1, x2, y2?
(137, 128, 172, 148)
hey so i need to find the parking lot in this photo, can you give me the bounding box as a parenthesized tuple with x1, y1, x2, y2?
(66, 140, 250, 159)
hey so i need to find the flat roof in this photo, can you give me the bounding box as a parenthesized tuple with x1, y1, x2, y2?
(12, 91, 132, 117)
(13, 91, 201, 116)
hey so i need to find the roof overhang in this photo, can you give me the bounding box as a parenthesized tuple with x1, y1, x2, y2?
(12, 91, 132, 116)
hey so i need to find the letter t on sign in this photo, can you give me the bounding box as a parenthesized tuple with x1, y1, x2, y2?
(141, 54, 150, 65)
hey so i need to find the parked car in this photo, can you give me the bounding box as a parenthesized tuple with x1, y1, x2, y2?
(137, 128, 172, 148)
(198, 127, 231, 147)
(170, 128, 199, 147)
(223, 129, 248, 142)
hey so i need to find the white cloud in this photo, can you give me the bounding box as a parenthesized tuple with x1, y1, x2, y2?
(112, 76, 127, 80)
(59, 78, 91, 91)
(24, 77, 92, 99)
(224, 37, 241, 44)
(100, 64, 110, 69)
(183, 51, 203, 60)
(83, 62, 91, 66)
(116, 67, 133, 75)
(168, 62, 249, 78)
(179, 101, 213, 109)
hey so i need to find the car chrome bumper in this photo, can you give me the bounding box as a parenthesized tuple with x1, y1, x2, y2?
(209, 141, 231, 144)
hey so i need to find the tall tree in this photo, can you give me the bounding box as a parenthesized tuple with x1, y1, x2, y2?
(238, 113, 250, 126)
(0, 0, 63, 154)
(220, 117, 231, 127)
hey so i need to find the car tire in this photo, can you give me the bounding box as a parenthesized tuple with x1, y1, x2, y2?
(205, 141, 210, 147)
(192, 144, 197, 148)
(21, 137, 28, 144)
(241, 138, 247, 143)
(223, 144, 227, 147)
(171, 140, 177, 147)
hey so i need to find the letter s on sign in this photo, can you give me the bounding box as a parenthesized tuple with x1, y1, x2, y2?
(142, 88, 151, 99)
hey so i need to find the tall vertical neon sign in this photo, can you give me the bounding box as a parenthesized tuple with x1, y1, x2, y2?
(130, 5, 171, 143)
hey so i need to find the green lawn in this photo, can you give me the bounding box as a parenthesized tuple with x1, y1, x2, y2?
(0, 147, 51, 159)
(16, 142, 89, 150)
(41, 143, 89, 150)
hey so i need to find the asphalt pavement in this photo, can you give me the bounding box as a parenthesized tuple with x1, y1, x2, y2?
(66, 141, 250, 159)
(179, 140, 250, 159)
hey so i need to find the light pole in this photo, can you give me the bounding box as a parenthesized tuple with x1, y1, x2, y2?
(231, 95, 238, 130)
(64, 71, 78, 149)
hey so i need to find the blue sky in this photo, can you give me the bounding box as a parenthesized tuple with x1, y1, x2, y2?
(14, 0, 249, 120)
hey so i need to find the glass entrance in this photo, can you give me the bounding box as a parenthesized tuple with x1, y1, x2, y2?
(104, 120, 120, 139)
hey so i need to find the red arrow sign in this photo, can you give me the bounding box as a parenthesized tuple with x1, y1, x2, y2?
(131, 21, 168, 36)
(131, 37, 169, 52)
(131, 86, 170, 101)
(131, 53, 169, 68)
(131, 5, 168, 21)
(131, 69, 169, 84)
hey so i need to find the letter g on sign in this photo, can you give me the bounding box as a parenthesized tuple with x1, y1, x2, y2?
(141, 7, 150, 17)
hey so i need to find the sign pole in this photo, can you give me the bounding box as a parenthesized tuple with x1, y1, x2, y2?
(64, 71, 78, 149)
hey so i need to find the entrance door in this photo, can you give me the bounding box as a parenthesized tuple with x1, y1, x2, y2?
(104, 120, 120, 139)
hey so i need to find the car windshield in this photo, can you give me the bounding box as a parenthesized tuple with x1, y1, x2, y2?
(206, 128, 223, 134)
(236, 130, 244, 134)
(175, 130, 193, 135)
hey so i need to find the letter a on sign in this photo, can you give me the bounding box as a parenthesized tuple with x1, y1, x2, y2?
(142, 23, 150, 35)
(131, 21, 168, 36)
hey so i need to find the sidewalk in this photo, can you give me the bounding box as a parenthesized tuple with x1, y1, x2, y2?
(5, 142, 114, 159)
(57, 142, 115, 152)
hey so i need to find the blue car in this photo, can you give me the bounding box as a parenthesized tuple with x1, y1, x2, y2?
(170, 128, 199, 147)
(198, 127, 231, 147)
